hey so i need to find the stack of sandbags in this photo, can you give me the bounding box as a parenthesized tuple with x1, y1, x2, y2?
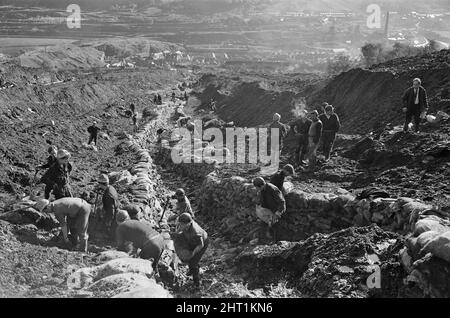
(69, 256, 171, 298)
(198, 173, 258, 220)
(108, 170, 136, 186)
(400, 209, 450, 297)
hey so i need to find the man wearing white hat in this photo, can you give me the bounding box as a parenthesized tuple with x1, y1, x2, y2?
(35, 197, 91, 252)
(39, 149, 73, 200)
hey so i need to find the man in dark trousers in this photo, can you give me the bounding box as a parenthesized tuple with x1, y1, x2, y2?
(270, 164, 295, 194)
(115, 210, 165, 273)
(40, 149, 73, 200)
(87, 121, 100, 146)
(292, 110, 312, 167)
(36, 145, 58, 199)
(253, 177, 286, 240)
(319, 105, 341, 161)
(402, 78, 428, 133)
(306, 110, 323, 171)
(269, 113, 288, 155)
(97, 174, 119, 235)
(158, 94, 162, 105)
(172, 213, 209, 289)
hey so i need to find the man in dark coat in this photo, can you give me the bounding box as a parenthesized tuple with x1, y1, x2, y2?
(87, 121, 100, 146)
(319, 105, 341, 161)
(40, 149, 73, 200)
(97, 174, 119, 235)
(291, 110, 312, 167)
(36, 145, 58, 199)
(402, 78, 428, 133)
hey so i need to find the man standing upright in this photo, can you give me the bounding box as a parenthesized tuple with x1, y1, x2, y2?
(269, 113, 288, 155)
(319, 105, 340, 161)
(97, 174, 119, 235)
(292, 110, 312, 167)
(402, 78, 428, 133)
(306, 110, 322, 171)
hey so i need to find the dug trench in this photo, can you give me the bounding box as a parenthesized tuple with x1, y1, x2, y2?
(1, 50, 450, 298)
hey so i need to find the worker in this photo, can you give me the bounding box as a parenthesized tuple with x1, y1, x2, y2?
(39, 149, 73, 200)
(168, 188, 193, 222)
(269, 113, 288, 154)
(172, 213, 209, 289)
(184, 91, 188, 102)
(153, 95, 158, 104)
(35, 197, 91, 252)
(320, 102, 329, 115)
(306, 110, 322, 172)
(402, 78, 429, 133)
(319, 105, 341, 161)
(291, 110, 311, 167)
(172, 92, 176, 102)
(123, 204, 143, 221)
(209, 98, 216, 112)
(252, 177, 286, 240)
(270, 164, 295, 194)
(158, 94, 162, 105)
(96, 174, 119, 234)
(36, 145, 58, 199)
(115, 210, 165, 273)
(87, 121, 100, 146)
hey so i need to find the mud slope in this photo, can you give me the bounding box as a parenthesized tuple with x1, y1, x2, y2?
(309, 49, 450, 134)
(192, 72, 324, 127)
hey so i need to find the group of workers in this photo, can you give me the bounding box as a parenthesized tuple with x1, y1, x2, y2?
(269, 102, 341, 171)
(32, 131, 208, 289)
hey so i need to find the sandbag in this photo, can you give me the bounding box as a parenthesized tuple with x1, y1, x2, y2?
(413, 217, 450, 237)
(112, 284, 172, 298)
(420, 231, 450, 263)
(96, 250, 130, 262)
(86, 273, 156, 298)
(171, 232, 192, 262)
(255, 205, 276, 226)
(406, 231, 440, 258)
(95, 258, 154, 281)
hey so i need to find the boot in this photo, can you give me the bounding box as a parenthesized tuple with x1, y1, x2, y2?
(78, 238, 88, 253)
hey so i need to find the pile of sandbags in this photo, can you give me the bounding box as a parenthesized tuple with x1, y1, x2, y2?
(0, 196, 59, 230)
(198, 173, 258, 220)
(81, 142, 98, 152)
(399, 208, 450, 297)
(108, 170, 136, 186)
(69, 255, 172, 298)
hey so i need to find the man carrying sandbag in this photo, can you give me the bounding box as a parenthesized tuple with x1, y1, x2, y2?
(96, 174, 119, 235)
(270, 164, 295, 195)
(35, 197, 90, 252)
(171, 213, 209, 290)
(115, 210, 165, 273)
(253, 177, 286, 240)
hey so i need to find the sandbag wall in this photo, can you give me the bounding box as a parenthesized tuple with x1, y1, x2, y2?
(111, 103, 176, 225)
(198, 173, 357, 241)
(157, 146, 217, 180)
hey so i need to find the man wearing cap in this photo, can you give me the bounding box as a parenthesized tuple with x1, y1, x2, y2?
(36, 197, 91, 252)
(36, 145, 58, 199)
(402, 78, 429, 133)
(319, 105, 341, 161)
(270, 164, 295, 194)
(39, 149, 73, 200)
(87, 121, 100, 146)
(115, 210, 165, 273)
(97, 174, 119, 233)
(168, 188, 194, 222)
(172, 213, 209, 289)
(306, 110, 323, 171)
(123, 204, 142, 221)
(253, 177, 286, 240)
(291, 110, 312, 167)
(269, 113, 288, 155)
